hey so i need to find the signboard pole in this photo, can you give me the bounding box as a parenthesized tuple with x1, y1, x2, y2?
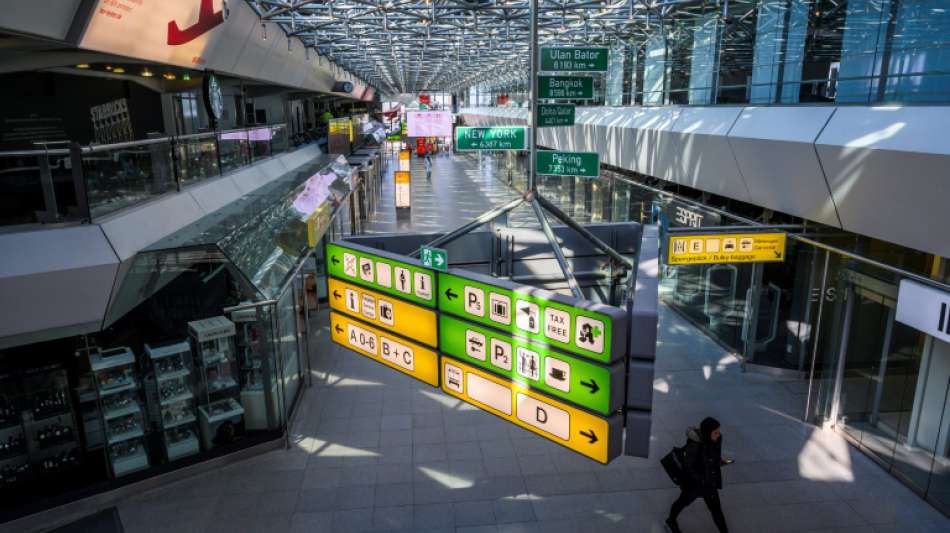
(529, 0, 539, 194)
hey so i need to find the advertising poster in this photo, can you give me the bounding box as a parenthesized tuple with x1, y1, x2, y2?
(406, 111, 453, 138)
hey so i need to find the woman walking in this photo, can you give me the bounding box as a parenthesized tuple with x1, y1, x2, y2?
(666, 417, 730, 533)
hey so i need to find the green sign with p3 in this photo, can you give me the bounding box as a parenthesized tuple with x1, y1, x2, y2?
(437, 270, 626, 364)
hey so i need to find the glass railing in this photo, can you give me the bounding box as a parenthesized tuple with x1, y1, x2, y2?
(0, 124, 299, 226)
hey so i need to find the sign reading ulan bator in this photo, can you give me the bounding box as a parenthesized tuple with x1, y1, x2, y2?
(540, 47, 609, 72)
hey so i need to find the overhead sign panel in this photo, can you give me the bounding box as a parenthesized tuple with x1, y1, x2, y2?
(406, 111, 453, 137)
(439, 315, 624, 415)
(395, 171, 411, 209)
(896, 279, 950, 343)
(330, 312, 439, 386)
(540, 47, 610, 72)
(441, 357, 622, 464)
(667, 232, 787, 265)
(326, 242, 435, 307)
(538, 76, 594, 100)
(536, 151, 600, 178)
(538, 104, 575, 127)
(437, 269, 626, 364)
(455, 127, 527, 151)
(328, 277, 438, 348)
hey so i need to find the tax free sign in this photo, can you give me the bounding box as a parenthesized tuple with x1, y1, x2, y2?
(325, 240, 631, 463)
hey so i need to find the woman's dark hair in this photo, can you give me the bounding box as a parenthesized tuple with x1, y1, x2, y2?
(700, 417, 721, 442)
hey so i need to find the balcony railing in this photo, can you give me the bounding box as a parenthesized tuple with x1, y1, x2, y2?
(0, 124, 292, 227)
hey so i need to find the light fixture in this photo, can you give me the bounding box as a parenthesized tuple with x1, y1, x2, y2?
(182, 73, 191, 81)
(76, 63, 90, 69)
(105, 65, 113, 71)
(141, 68, 154, 77)
(113, 67, 126, 74)
(163, 73, 176, 80)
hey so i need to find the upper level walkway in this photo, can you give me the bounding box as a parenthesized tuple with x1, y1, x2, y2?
(107, 152, 949, 533)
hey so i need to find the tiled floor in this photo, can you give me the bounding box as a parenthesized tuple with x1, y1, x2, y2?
(115, 153, 950, 533)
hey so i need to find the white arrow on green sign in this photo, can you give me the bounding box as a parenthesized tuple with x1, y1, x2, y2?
(541, 47, 609, 72)
(455, 126, 526, 151)
(419, 246, 448, 272)
(536, 151, 600, 178)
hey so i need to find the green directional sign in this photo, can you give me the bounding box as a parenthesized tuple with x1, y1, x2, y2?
(538, 104, 575, 127)
(440, 315, 623, 415)
(538, 76, 594, 100)
(438, 270, 626, 364)
(541, 47, 609, 72)
(326, 241, 436, 307)
(456, 127, 527, 151)
(536, 151, 600, 177)
(419, 246, 448, 272)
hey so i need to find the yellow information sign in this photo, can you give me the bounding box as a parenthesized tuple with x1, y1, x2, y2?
(328, 277, 438, 347)
(399, 149, 411, 172)
(330, 311, 439, 387)
(440, 357, 622, 464)
(667, 232, 787, 265)
(394, 171, 411, 184)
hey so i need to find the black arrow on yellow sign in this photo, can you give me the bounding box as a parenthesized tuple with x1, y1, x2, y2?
(333, 290, 342, 299)
(335, 324, 343, 334)
(579, 429, 598, 444)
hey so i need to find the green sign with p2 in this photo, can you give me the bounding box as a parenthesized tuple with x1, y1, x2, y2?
(437, 270, 626, 364)
(440, 315, 623, 415)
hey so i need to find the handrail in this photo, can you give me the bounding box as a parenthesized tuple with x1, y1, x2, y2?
(0, 148, 70, 157)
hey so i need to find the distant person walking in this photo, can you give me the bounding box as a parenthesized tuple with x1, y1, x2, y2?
(424, 154, 432, 180)
(666, 417, 731, 533)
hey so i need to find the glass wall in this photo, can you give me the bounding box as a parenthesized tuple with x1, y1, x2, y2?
(595, 0, 950, 106)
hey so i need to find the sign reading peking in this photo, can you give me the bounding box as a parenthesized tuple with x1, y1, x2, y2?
(538, 76, 594, 100)
(538, 104, 576, 127)
(536, 151, 600, 177)
(455, 127, 527, 151)
(540, 47, 610, 72)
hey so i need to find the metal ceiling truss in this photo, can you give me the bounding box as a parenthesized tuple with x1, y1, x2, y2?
(245, 1, 766, 96)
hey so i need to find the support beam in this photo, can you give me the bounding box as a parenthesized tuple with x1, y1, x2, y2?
(536, 194, 634, 269)
(410, 196, 525, 257)
(531, 198, 584, 299)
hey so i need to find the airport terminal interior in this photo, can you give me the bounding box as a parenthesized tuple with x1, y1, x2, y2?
(1, 1, 950, 532)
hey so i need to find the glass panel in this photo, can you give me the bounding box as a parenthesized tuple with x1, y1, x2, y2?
(218, 130, 251, 173)
(276, 287, 301, 419)
(0, 154, 48, 225)
(177, 136, 220, 186)
(82, 141, 175, 218)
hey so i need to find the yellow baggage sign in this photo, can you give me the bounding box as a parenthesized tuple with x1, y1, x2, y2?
(440, 357, 622, 464)
(327, 277, 438, 347)
(330, 311, 439, 387)
(667, 232, 787, 265)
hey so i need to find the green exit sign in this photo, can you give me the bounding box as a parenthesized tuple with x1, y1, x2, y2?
(456, 127, 526, 151)
(538, 104, 575, 127)
(536, 151, 600, 177)
(419, 246, 448, 271)
(538, 76, 594, 100)
(541, 47, 609, 72)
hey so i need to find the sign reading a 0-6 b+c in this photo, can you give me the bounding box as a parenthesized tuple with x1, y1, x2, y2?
(438, 269, 626, 364)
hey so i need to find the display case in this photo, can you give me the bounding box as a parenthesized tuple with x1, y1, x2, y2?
(145, 341, 199, 461)
(89, 347, 149, 477)
(0, 374, 29, 487)
(188, 317, 245, 449)
(21, 366, 81, 478)
(232, 307, 278, 431)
